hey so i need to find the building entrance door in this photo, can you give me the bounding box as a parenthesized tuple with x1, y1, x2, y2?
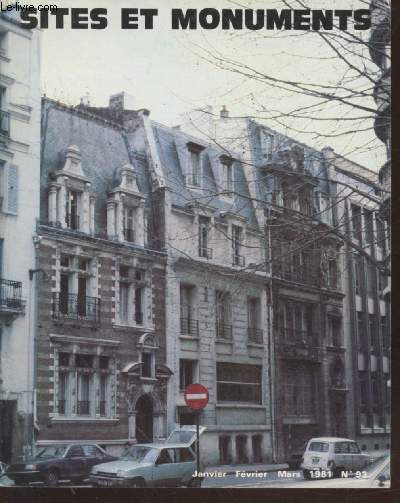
(0, 400, 16, 463)
(135, 395, 153, 443)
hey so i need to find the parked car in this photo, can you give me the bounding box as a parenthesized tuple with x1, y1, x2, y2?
(90, 426, 206, 488)
(6, 443, 117, 486)
(288, 454, 390, 488)
(301, 437, 371, 479)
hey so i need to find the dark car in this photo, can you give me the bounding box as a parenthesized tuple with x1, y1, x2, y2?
(6, 444, 117, 486)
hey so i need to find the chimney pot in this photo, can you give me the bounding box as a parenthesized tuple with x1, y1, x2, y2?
(220, 105, 229, 118)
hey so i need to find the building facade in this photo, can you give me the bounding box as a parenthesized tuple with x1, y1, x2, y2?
(323, 148, 390, 454)
(36, 98, 171, 452)
(0, 11, 41, 462)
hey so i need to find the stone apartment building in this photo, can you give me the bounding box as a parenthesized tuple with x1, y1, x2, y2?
(0, 10, 41, 462)
(35, 98, 171, 451)
(323, 148, 390, 454)
(73, 93, 273, 466)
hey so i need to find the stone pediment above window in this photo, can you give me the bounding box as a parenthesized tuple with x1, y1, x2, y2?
(137, 332, 158, 350)
(122, 361, 142, 375)
(155, 364, 174, 379)
(108, 164, 145, 204)
(53, 145, 90, 184)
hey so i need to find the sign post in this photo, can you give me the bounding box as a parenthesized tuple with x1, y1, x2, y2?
(184, 383, 209, 474)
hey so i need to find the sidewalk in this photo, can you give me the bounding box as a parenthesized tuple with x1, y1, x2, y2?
(204, 462, 289, 475)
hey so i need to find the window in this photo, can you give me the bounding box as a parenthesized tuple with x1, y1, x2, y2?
(180, 284, 198, 336)
(217, 363, 262, 404)
(381, 316, 389, 349)
(0, 31, 7, 55)
(198, 216, 211, 258)
(367, 263, 376, 297)
(252, 435, 263, 463)
(56, 351, 114, 418)
(282, 366, 315, 416)
(232, 225, 243, 265)
(216, 291, 232, 339)
(123, 207, 135, 242)
(329, 317, 342, 347)
(66, 190, 80, 230)
(357, 312, 365, 347)
(248, 297, 262, 343)
(179, 359, 196, 391)
(351, 204, 362, 241)
(328, 258, 339, 289)
(220, 157, 234, 194)
(219, 436, 232, 464)
(369, 315, 377, 349)
(187, 144, 203, 187)
(334, 442, 350, 454)
(309, 442, 329, 453)
(364, 209, 374, 245)
(376, 217, 386, 253)
(359, 371, 368, 406)
(141, 352, 153, 378)
(236, 435, 249, 463)
(118, 265, 146, 326)
(354, 255, 363, 295)
(82, 445, 106, 459)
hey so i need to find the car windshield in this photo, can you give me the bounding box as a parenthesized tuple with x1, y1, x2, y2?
(36, 445, 68, 459)
(166, 431, 194, 444)
(308, 442, 329, 453)
(121, 446, 158, 463)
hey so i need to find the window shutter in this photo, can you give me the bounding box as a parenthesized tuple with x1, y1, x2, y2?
(6, 164, 18, 214)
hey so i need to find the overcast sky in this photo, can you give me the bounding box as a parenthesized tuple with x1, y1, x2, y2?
(41, 0, 385, 171)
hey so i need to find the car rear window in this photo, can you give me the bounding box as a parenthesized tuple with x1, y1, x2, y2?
(308, 442, 329, 452)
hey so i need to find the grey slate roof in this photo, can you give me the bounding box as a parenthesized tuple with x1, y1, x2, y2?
(41, 99, 151, 235)
(151, 122, 258, 227)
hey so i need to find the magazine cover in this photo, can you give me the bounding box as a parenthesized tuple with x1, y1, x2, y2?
(0, 0, 392, 494)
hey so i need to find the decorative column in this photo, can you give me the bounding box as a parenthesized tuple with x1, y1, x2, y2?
(115, 195, 124, 242)
(128, 413, 137, 440)
(48, 184, 58, 224)
(89, 196, 96, 235)
(107, 201, 116, 239)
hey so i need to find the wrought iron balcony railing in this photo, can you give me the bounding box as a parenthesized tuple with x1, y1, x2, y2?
(123, 228, 135, 243)
(216, 322, 232, 340)
(0, 278, 23, 310)
(180, 317, 199, 336)
(0, 110, 10, 138)
(248, 327, 263, 344)
(199, 246, 212, 259)
(52, 292, 100, 322)
(77, 400, 90, 415)
(281, 328, 315, 346)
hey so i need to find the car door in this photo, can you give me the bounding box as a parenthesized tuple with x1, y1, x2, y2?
(175, 447, 196, 485)
(152, 448, 177, 487)
(82, 445, 107, 473)
(333, 442, 351, 471)
(348, 441, 365, 470)
(65, 445, 87, 479)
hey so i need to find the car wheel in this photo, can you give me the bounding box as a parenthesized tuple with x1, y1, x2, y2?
(45, 469, 59, 487)
(187, 477, 202, 488)
(130, 478, 146, 488)
(303, 470, 311, 480)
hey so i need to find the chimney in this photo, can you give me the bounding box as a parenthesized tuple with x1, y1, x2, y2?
(220, 105, 229, 119)
(80, 92, 91, 106)
(109, 92, 135, 112)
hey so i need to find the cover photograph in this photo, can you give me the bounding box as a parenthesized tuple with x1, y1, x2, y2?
(0, 0, 391, 491)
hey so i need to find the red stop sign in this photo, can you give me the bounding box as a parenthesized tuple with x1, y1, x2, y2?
(184, 383, 209, 410)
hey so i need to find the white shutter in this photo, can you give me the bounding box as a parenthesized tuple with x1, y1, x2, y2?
(6, 164, 18, 214)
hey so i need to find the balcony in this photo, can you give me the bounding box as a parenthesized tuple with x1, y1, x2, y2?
(0, 110, 10, 138)
(216, 322, 232, 340)
(199, 246, 212, 259)
(52, 292, 100, 322)
(180, 317, 199, 337)
(65, 213, 80, 231)
(0, 279, 25, 318)
(248, 327, 263, 344)
(123, 228, 135, 243)
(233, 254, 245, 267)
(276, 328, 321, 362)
(274, 267, 320, 287)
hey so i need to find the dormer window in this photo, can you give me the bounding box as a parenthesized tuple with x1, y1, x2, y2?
(186, 142, 204, 188)
(123, 206, 135, 243)
(260, 131, 274, 160)
(220, 156, 234, 195)
(66, 190, 80, 230)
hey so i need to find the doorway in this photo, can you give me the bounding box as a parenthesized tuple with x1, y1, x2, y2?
(135, 395, 153, 443)
(0, 400, 16, 463)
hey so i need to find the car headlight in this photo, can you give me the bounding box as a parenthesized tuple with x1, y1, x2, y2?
(25, 464, 37, 470)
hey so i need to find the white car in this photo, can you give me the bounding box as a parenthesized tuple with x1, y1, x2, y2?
(301, 437, 370, 479)
(90, 426, 206, 488)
